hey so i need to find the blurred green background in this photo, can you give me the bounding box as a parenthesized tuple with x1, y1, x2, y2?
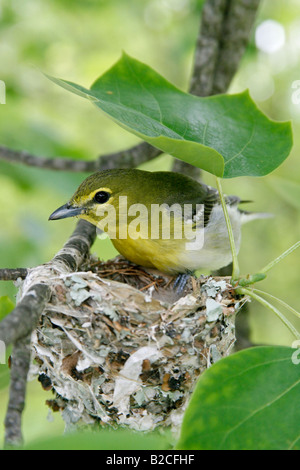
(0, 0, 299, 447)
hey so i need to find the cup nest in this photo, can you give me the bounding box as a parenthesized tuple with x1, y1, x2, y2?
(28, 256, 240, 434)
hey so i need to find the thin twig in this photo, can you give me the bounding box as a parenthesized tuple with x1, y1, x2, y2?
(252, 288, 300, 320)
(238, 287, 300, 340)
(259, 240, 300, 275)
(0, 268, 28, 281)
(0, 142, 161, 173)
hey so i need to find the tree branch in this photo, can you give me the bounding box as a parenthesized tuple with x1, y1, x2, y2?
(190, 0, 260, 96)
(172, 0, 260, 174)
(0, 219, 96, 447)
(4, 334, 31, 448)
(0, 284, 51, 348)
(0, 142, 161, 173)
(0, 268, 28, 281)
(212, 0, 261, 94)
(189, 0, 228, 97)
(0, 221, 96, 349)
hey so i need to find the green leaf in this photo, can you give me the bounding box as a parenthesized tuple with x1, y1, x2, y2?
(0, 295, 14, 321)
(23, 428, 168, 450)
(47, 53, 293, 178)
(177, 346, 300, 450)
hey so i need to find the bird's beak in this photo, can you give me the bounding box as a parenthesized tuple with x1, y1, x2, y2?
(49, 203, 83, 221)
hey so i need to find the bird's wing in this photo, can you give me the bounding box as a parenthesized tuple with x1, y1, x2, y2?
(195, 187, 241, 227)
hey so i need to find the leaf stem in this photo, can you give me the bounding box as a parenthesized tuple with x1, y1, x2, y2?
(216, 177, 240, 281)
(237, 287, 300, 340)
(252, 288, 300, 320)
(259, 240, 300, 274)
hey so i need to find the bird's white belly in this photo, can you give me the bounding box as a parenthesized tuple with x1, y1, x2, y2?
(177, 205, 241, 271)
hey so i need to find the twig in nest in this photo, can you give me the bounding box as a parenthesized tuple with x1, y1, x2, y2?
(89, 258, 171, 292)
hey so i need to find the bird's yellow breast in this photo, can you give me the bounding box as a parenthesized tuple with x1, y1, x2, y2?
(112, 236, 187, 275)
(109, 204, 242, 274)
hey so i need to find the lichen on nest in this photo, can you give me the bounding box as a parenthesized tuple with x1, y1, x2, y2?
(28, 255, 240, 434)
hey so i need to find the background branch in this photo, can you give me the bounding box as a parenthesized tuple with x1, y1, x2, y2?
(173, 0, 260, 173)
(189, 0, 228, 97)
(0, 142, 161, 173)
(190, 0, 260, 96)
(0, 268, 28, 281)
(211, 0, 261, 94)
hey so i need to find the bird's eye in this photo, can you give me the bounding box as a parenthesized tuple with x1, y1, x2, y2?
(94, 191, 110, 204)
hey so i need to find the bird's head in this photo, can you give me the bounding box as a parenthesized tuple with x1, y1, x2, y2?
(49, 169, 155, 232)
(49, 168, 203, 239)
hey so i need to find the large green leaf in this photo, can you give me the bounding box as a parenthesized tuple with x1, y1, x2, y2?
(177, 346, 300, 450)
(48, 53, 293, 178)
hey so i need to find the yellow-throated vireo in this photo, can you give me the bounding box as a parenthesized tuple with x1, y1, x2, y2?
(49, 169, 268, 282)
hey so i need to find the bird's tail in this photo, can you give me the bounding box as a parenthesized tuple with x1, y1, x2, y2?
(239, 209, 273, 225)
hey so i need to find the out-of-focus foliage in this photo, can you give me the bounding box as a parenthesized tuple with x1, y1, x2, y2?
(0, 0, 299, 446)
(23, 428, 168, 450)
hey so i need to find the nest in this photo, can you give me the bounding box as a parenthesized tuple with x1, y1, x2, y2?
(28, 256, 240, 434)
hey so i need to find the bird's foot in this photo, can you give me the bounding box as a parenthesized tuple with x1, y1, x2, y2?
(173, 273, 192, 294)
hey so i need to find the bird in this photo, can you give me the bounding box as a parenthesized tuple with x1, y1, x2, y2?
(49, 169, 268, 288)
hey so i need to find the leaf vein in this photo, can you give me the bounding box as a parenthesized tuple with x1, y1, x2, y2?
(125, 56, 163, 124)
(219, 377, 300, 449)
(288, 433, 300, 450)
(225, 122, 256, 166)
